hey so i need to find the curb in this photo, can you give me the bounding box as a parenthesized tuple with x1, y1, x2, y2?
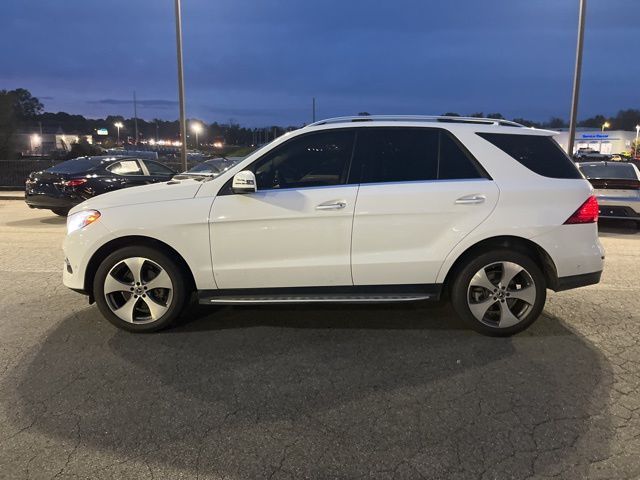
(0, 193, 24, 200)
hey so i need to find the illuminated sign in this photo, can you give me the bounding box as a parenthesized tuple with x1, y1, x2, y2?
(97, 128, 109, 136)
(581, 134, 608, 139)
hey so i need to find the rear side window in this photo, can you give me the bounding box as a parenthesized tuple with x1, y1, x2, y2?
(578, 163, 639, 180)
(352, 128, 485, 184)
(477, 133, 581, 179)
(108, 160, 143, 176)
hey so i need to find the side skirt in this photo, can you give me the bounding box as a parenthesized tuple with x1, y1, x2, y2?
(197, 284, 442, 305)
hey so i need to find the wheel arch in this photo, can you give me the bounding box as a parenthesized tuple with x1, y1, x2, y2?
(84, 235, 196, 302)
(441, 235, 559, 294)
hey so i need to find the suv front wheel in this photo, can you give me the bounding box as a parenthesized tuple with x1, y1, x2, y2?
(93, 246, 190, 332)
(450, 250, 547, 336)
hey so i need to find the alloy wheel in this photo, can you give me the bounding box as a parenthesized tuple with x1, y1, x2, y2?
(466, 261, 536, 328)
(103, 257, 174, 324)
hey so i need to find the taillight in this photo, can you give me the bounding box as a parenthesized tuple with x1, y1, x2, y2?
(63, 179, 87, 188)
(564, 195, 599, 224)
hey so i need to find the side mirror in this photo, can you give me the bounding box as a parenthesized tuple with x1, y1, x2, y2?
(232, 170, 257, 194)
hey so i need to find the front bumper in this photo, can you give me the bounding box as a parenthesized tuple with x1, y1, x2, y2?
(62, 220, 114, 292)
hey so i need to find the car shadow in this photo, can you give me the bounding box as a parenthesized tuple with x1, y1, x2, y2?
(5, 215, 66, 228)
(9, 301, 613, 478)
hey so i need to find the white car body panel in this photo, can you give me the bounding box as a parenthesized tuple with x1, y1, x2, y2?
(351, 179, 499, 285)
(65, 179, 217, 291)
(210, 185, 358, 288)
(62, 118, 604, 301)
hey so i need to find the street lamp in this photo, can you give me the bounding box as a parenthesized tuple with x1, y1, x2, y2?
(567, 0, 587, 156)
(601, 121, 610, 132)
(31, 134, 41, 155)
(635, 125, 639, 159)
(114, 122, 123, 144)
(191, 122, 203, 148)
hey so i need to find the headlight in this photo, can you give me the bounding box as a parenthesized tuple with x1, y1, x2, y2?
(67, 210, 101, 234)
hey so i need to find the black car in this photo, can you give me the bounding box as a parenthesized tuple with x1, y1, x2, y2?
(25, 156, 176, 216)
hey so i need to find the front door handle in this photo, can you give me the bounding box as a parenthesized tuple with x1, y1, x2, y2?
(455, 194, 486, 205)
(316, 200, 347, 210)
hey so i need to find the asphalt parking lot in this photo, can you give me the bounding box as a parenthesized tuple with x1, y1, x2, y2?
(0, 200, 639, 480)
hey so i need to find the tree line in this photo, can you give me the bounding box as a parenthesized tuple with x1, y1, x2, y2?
(2, 88, 640, 159)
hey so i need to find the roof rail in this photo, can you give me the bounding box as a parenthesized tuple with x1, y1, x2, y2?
(307, 115, 525, 128)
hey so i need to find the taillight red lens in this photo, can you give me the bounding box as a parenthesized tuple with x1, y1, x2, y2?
(64, 179, 87, 188)
(564, 195, 599, 224)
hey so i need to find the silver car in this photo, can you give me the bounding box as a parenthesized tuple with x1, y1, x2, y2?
(577, 161, 640, 226)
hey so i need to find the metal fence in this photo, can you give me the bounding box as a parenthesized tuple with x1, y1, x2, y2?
(0, 159, 60, 188)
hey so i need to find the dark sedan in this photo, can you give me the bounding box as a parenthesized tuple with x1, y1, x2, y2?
(25, 156, 176, 216)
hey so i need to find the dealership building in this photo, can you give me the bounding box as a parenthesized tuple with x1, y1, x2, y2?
(554, 129, 637, 155)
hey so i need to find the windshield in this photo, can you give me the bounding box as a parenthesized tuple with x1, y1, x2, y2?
(46, 157, 103, 174)
(579, 163, 639, 180)
(186, 157, 243, 176)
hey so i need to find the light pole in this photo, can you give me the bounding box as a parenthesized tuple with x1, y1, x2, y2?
(601, 121, 610, 132)
(567, 0, 587, 156)
(191, 122, 203, 149)
(174, 0, 188, 171)
(114, 122, 123, 144)
(31, 134, 41, 155)
(634, 125, 639, 158)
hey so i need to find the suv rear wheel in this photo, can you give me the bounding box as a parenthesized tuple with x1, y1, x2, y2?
(450, 249, 546, 336)
(93, 246, 190, 332)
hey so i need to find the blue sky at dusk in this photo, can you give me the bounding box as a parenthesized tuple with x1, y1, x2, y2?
(1, 0, 638, 126)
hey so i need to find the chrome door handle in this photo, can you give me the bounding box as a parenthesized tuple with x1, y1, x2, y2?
(316, 200, 347, 210)
(455, 194, 486, 205)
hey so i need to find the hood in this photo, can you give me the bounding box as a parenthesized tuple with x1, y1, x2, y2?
(69, 179, 204, 214)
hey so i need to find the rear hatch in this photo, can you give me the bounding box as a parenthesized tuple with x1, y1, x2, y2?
(586, 178, 640, 197)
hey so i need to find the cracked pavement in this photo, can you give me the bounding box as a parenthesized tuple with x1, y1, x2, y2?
(0, 200, 639, 479)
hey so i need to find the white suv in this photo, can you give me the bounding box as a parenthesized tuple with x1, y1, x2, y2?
(62, 116, 604, 336)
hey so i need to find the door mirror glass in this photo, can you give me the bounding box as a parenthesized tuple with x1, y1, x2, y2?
(232, 170, 257, 193)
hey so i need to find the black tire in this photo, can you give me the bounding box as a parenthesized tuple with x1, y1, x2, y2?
(51, 208, 70, 217)
(450, 249, 546, 337)
(93, 246, 191, 332)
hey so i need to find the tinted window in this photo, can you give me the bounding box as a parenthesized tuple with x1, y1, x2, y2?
(46, 157, 102, 174)
(477, 133, 582, 179)
(108, 160, 143, 176)
(578, 163, 639, 180)
(144, 160, 174, 176)
(251, 130, 355, 190)
(438, 132, 485, 180)
(353, 128, 484, 184)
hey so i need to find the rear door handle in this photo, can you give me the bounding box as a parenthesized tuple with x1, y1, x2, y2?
(316, 200, 347, 210)
(455, 194, 486, 205)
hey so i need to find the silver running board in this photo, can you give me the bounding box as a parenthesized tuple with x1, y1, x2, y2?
(201, 294, 433, 305)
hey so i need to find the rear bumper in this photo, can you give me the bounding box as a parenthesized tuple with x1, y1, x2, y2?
(596, 195, 640, 219)
(555, 270, 602, 292)
(25, 191, 80, 210)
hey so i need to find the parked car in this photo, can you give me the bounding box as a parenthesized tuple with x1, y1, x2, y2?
(577, 161, 640, 226)
(174, 156, 244, 179)
(62, 115, 604, 336)
(574, 153, 610, 162)
(25, 156, 176, 216)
